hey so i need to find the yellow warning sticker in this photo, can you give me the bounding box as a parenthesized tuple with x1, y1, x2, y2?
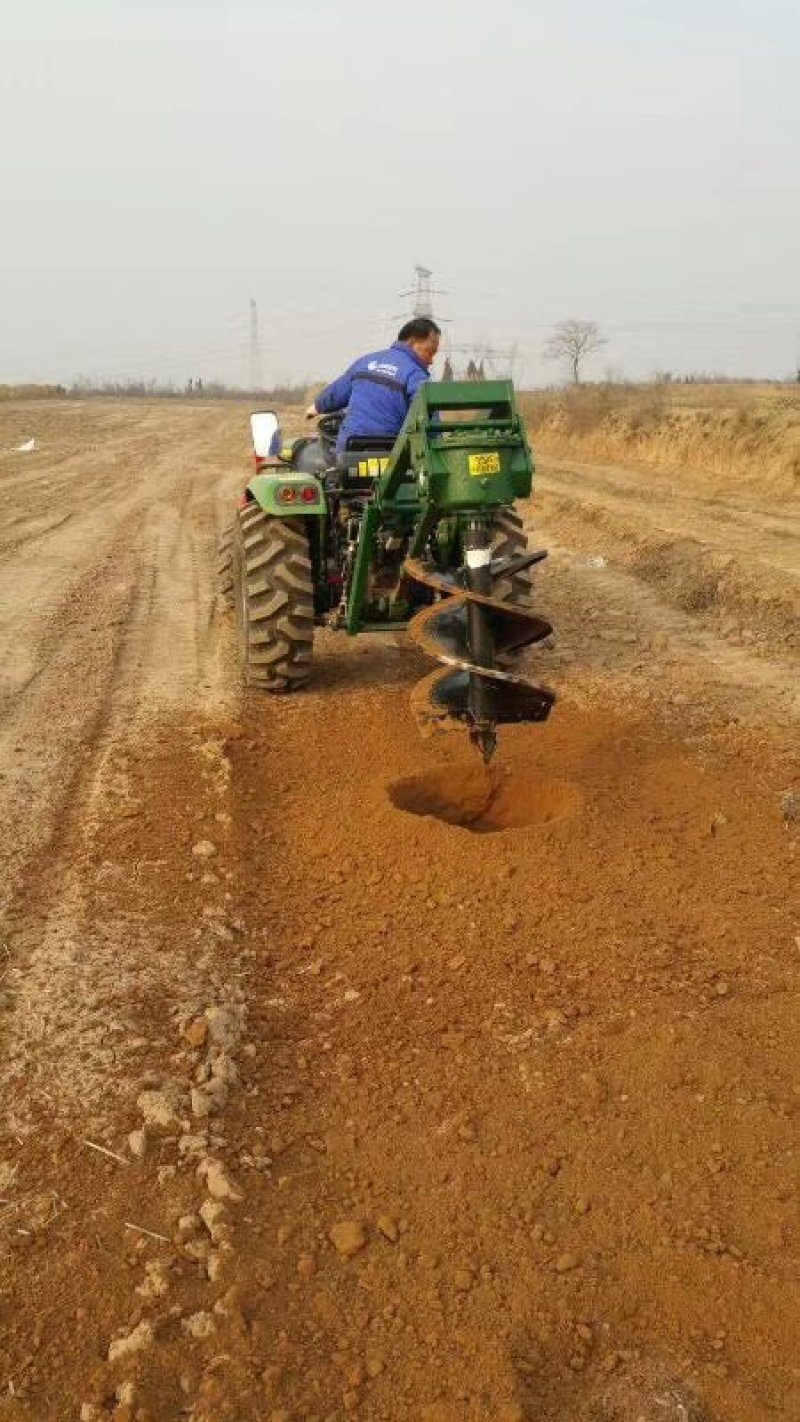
(468, 452, 501, 476)
(356, 457, 389, 478)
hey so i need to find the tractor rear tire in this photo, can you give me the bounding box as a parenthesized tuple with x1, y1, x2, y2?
(232, 504, 314, 692)
(217, 523, 235, 609)
(491, 509, 536, 609)
(490, 508, 551, 668)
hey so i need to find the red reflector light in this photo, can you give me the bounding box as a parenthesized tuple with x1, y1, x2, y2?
(277, 485, 297, 503)
(301, 485, 318, 503)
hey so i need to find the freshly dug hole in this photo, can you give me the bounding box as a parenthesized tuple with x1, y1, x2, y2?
(389, 760, 580, 833)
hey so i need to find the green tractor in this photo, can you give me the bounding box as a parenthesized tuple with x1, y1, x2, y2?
(218, 381, 554, 761)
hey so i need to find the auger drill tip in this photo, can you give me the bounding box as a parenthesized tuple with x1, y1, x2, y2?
(470, 724, 498, 765)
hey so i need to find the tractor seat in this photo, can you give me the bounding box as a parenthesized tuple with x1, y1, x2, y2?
(337, 434, 395, 470)
(336, 432, 397, 489)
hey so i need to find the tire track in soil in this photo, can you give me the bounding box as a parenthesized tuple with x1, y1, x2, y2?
(0, 403, 242, 1131)
(532, 461, 799, 661)
(0, 541, 145, 920)
(533, 543, 799, 734)
(0, 717, 249, 1420)
(0, 555, 158, 1127)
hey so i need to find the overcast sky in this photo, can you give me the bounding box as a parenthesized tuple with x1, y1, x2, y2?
(1, 0, 798, 388)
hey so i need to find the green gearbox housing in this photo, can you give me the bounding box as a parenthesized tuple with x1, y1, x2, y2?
(378, 379, 534, 514)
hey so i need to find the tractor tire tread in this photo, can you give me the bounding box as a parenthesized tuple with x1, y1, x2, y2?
(217, 524, 235, 609)
(490, 508, 541, 669)
(233, 507, 315, 692)
(491, 508, 536, 608)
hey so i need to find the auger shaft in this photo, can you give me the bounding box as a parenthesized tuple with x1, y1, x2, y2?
(463, 521, 497, 762)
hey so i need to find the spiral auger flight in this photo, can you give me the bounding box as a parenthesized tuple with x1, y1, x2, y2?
(404, 527, 556, 763)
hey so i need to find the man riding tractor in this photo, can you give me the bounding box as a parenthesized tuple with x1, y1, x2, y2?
(305, 316, 441, 453)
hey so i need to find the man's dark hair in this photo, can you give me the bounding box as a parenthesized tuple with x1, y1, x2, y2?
(397, 317, 441, 342)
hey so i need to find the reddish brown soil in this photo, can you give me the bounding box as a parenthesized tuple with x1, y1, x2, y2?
(0, 401, 797, 1422)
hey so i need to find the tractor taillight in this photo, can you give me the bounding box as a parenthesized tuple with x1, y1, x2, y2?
(301, 485, 318, 503)
(277, 485, 298, 504)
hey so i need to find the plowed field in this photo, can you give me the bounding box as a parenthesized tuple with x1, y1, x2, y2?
(0, 400, 797, 1422)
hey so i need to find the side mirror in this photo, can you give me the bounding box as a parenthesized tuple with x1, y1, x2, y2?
(250, 410, 280, 459)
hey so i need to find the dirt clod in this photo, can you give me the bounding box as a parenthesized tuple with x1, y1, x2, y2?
(199, 1159, 243, 1202)
(127, 1128, 148, 1159)
(137, 1086, 185, 1130)
(182, 1310, 216, 1339)
(107, 1320, 154, 1364)
(199, 1199, 230, 1240)
(183, 1017, 208, 1048)
(329, 1221, 367, 1258)
(191, 840, 217, 859)
(554, 1252, 580, 1273)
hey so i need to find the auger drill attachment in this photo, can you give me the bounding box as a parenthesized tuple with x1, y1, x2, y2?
(390, 381, 555, 759)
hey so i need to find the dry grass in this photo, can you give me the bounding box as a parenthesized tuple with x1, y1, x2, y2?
(0, 384, 66, 401)
(520, 382, 800, 497)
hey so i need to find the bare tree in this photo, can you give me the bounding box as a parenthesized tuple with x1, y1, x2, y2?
(544, 319, 607, 384)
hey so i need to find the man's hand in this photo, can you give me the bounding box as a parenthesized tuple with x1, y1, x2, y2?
(304, 403, 317, 420)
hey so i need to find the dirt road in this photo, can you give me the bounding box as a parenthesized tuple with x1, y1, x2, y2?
(0, 400, 797, 1422)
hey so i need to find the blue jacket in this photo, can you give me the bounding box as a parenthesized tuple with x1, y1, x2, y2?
(315, 341, 430, 453)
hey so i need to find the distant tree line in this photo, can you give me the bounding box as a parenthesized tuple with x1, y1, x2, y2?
(0, 383, 67, 401)
(2, 368, 796, 406)
(66, 376, 309, 402)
